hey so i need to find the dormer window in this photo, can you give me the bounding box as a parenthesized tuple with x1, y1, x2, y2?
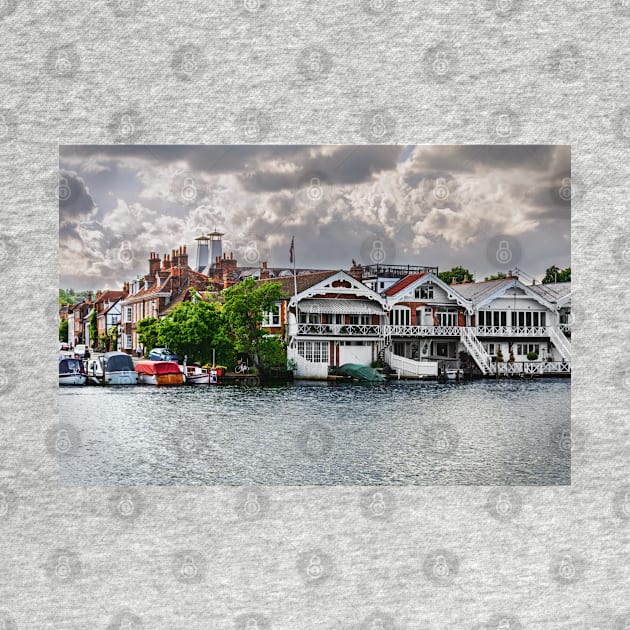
(415, 285, 433, 300)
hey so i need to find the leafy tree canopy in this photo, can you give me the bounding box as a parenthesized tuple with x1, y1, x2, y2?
(484, 272, 508, 281)
(438, 266, 475, 284)
(542, 265, 571, 284)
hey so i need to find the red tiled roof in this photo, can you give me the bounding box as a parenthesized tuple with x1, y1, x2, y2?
(383, 273, 426, 296)
(96, 290, 124, 304)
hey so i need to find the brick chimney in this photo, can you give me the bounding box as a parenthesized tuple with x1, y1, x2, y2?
(450, 277, 458, 286)
(223, 269, 236, 289)
(179, 245, 188, 269)
(148, 252, 161, 277)
(349, 261, 363, 283)
(122, 282, 129, 297)
(462, 274, 470, 284)
(162, 253, 171, 270)
(260, 261, 270, 280)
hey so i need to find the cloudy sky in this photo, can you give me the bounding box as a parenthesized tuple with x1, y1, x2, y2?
(59, 145, 570, 290)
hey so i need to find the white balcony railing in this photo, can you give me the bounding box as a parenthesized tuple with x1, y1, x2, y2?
(293, 324, 557, 339)
(297, 323, 382, 336)
(490, 361, 571, 375)
(475, 326, 548, 337)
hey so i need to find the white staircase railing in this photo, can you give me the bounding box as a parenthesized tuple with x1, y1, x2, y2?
(460, 327, 492, 375)
(383, 349, 438, 377)
(549, 326, 571, 361)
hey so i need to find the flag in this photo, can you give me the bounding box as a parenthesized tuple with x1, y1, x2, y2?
(289, 236, 294, 264)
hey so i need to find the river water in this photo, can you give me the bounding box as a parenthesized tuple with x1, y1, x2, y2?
(58, 379, 570, 485)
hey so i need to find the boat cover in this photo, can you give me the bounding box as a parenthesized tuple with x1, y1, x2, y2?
(102, 352, 135, 373)
(135, 360, 181, 375)
(336, 363, 385, 382)
(59, 358, 84, 374)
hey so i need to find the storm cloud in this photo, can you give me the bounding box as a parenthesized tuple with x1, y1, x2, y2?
(59, 145, 571, 290)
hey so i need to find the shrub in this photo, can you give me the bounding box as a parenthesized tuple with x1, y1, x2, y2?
(527, 351, 539, 361)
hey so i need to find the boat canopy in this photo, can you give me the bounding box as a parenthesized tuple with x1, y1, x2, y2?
(336, 363, 385, 382)
(102, 352, 135, 373)
(135, 360, 181, 376)
(59, 357, 84, 375)
(299, 299, 383, 315)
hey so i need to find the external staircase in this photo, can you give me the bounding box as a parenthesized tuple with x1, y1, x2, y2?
(549, 326, 571, 361)
(460, 327, 492, 375)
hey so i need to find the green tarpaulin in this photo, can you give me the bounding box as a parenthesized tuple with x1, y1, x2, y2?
(336, 363, 386, 382)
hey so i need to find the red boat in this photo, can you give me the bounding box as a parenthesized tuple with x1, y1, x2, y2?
(135, 360, 184, 386)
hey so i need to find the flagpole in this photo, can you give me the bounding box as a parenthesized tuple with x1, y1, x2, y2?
(291, 236, 298, 329)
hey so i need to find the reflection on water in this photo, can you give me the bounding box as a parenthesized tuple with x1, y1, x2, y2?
(58, 379, 570, 485)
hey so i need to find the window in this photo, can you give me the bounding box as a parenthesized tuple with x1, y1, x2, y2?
(262, 302, 281, 327)
(517, 343, 540, 355)
(392, 307, 410, 326)
(415, 285, 434, 300)
(511, 311, 547, 327)
(437, 307, 457, 327)
(125, 307, 132, 322)
(297, 341, 329, 363)
(125, 334, 132, 349)
(349, 314, 370, 325)
(485, 343, 496, 355)
(299, 312, 321, 324)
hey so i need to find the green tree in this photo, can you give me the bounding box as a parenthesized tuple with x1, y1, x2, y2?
(222, 278, 287, 369)
(89, 308, 98, 347)
(108, 324, 118, 352)
(542, 265, 571, 284)
(484, 272, 507, 281)
(159, 297, 233, 366)
(137, 317, 162, 352)
(438, 266, 475, 284)
(59, 318, 68, 343)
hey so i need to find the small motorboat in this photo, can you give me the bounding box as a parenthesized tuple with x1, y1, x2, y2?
(135, 360, 185, 386)
(59, 357, 86, 386)
(185, 365, 210, 385)
(88, 352, 138, 385)
(445, 368, 462, 381)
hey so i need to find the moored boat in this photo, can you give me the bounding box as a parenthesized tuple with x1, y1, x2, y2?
(445, 368, 462, 381)
(88, 352, 138, 385)
(59, 357, 86, 386)
(135, 360, 185, 385)
(185, 365, 210, 385)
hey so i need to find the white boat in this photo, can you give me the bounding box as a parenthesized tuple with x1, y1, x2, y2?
(88, 352, 138, 385)
(185, 365, 210, 385)
(445, 368, 462, 381)
(59, 357, 86, 386)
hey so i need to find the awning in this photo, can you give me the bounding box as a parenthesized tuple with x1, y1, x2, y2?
(298, 299, 384, 315)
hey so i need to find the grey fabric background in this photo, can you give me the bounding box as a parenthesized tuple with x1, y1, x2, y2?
(1, 0, 629, 628)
